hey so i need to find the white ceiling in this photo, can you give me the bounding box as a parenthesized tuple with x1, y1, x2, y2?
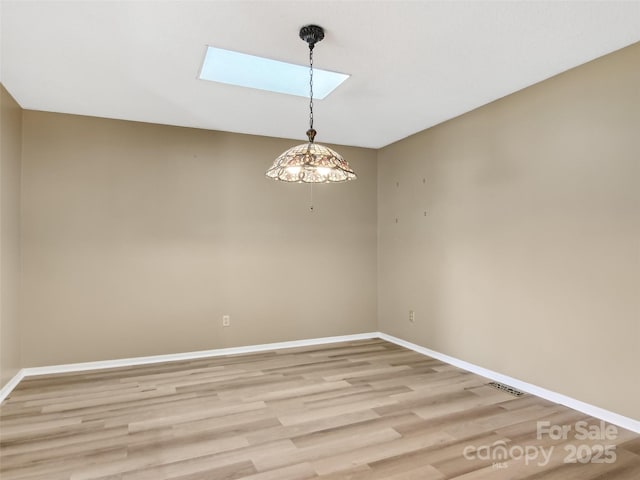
(1, 1, 639, 149)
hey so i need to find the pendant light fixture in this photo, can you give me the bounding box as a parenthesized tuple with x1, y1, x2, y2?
(266, 25, 357, 183)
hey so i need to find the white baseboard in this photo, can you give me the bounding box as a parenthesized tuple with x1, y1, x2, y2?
(378, 332, 640, 434)
(0, 369, 26, 404)
(2, 330, 638, 435)
(0, 332, 378, 403)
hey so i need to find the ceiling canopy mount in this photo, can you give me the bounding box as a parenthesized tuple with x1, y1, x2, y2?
(299, 24, 325, 48)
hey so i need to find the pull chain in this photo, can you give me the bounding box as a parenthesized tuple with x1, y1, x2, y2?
(309, 183, 314, 212)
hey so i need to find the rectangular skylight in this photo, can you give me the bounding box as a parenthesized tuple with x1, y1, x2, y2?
(199, 46, 349, 99)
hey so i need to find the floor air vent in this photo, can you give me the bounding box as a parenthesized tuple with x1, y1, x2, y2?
(488, 381, 525, 397)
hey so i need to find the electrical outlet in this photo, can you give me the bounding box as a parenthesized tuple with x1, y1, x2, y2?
(409, 310, 415, 323)
(222, 315, 230, 327)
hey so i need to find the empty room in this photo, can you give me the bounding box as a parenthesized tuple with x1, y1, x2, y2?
(1, 1, 639, 479)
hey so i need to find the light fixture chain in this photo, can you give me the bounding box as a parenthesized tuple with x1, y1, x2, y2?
(309, 45, 314, 130)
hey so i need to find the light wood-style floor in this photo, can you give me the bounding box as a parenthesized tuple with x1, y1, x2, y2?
(1, 339, 638, 479)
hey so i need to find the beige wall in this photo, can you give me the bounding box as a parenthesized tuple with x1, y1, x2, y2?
(0, 84, 23, 386)
(378, 43, 640, 420)
(21, 112, 377, 366)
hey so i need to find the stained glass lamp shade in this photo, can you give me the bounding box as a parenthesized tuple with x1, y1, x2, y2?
(266, 129, 356, 183)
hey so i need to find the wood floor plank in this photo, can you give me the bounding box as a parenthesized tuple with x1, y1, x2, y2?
(1, 339, 637, 479)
